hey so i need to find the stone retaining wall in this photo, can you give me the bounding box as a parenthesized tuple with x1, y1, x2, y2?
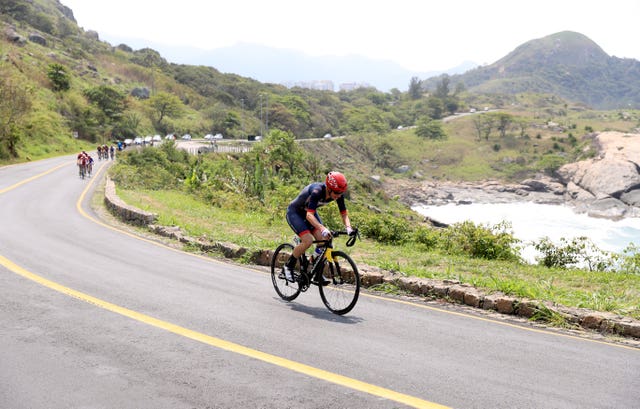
(104, 178, 640, 340)
(104, 177, 158, 225)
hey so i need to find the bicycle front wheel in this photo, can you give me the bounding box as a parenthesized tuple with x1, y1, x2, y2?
(271, 243, 301, 301)
(318, 250, 360, 315)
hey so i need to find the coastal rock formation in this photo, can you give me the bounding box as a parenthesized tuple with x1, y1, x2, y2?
(556, 132, 640, 219)
(384, 131, 640, 220)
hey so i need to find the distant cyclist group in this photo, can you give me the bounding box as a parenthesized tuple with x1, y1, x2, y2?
(76, 145, 117, 179)
(76, 151, 94, 179)
(96, 144, 115, 160)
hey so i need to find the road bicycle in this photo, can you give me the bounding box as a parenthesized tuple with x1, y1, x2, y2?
(271, 229, 361, 315)
(78, 162, 87, 179)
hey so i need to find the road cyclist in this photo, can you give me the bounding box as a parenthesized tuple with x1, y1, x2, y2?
(271, 171, 361, 315)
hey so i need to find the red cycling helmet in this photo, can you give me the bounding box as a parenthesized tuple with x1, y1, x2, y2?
(326, 171, 348, 193)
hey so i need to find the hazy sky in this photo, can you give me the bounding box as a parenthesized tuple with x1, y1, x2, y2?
(61, 0, 640, 72)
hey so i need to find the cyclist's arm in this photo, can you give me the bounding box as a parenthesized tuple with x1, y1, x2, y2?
(341, 211, 351, 230)
(335, 196, 351, 230)
(305, 210, 325, 232)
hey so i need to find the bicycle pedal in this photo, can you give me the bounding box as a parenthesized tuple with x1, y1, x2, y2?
(311, 277, 331, 286)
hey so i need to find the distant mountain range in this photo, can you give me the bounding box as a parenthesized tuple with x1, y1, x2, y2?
(421, 31, 640, 110)
(104, 31, 640, 109)
(101, 36, 477, 92)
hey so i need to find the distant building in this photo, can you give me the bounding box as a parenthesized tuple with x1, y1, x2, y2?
(338, 82, 371, 91)
(281, 80, 371, 92)
(282, 80, 334, 91)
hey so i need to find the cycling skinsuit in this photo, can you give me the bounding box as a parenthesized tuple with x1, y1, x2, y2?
(286, 182, 347, 237)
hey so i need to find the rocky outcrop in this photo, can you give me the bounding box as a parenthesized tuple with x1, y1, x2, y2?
(556, 132, 640, 219)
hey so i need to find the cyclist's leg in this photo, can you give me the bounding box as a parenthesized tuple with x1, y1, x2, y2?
(285, 211, 314, 268)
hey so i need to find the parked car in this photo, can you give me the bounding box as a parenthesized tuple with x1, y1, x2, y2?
(152, 135, 162, 142)
(181, 134, 192, 140)
(213, 133, 223, 140)
(323, 133, 332, 138)
(144, 136, 153, 144)
(165, 133, 176, 140)
(204, 134, 214, 140)
(124, 138, 133, 146)
(133, 137, 143, 145)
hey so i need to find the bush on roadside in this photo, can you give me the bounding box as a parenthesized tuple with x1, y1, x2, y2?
(533, 236, 616, 271)
(440, 221, 522, 261)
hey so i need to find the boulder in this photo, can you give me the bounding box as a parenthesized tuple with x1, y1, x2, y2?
(131, 87, 150, 99)
(28, 33, 46, 46)
(586, 197, 629, 219)
(556, 132, 640, 218)
(621, 189, 640, 206)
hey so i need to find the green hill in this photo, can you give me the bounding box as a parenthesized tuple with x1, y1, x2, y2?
(423, 31, 640, 109)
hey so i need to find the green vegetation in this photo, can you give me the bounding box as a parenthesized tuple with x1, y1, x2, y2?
(110, 135, 640, 321)
(3, 1, 640, 325)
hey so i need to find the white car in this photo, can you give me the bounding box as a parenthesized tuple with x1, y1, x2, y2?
(181, 134, 192, 140)
(144, 136, 153, 144)
(204, 134, 214, 140)
(133, 137, 143, 145)
(323, 133, 332, 139)
(124, 138, 133, 145)
(165, 134, 176, 140)
(213, 133, 223, 140)
(152, 135, 162, 142)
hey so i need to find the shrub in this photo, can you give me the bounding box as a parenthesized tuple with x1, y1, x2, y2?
(617, 243, 640, 275)
(440, 221, 521, 261)
(533, 236, 614, 271)
(357, 212, 411, 244)
(412, 226, 440, 250)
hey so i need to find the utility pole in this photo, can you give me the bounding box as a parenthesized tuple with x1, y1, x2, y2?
(240, 98, 245, 139)
(259, 94, 263, 137)
(265, 94, 269, 135)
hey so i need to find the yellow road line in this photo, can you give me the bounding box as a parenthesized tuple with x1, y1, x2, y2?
(1, 160, 450, 409)
(0, 258, 448, 409)
(0, 162, 69, 194)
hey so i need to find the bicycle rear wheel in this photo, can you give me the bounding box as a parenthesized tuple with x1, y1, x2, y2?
(318, 250, 360, 315)
(271, 243, 301, 301)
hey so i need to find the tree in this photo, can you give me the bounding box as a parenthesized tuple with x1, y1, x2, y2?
(84, 85, 126, 121)
(472, 115, 495, 141)
(435, 75, 450, 99)
(408, 76, 422, 100)
(426, 97, 445, 119)
(147, 92, 185, 130)
(490, 112, 515, 138)
(265, 129, 304, 178)
(112, 112, 142, 139)
(0, 75, 32, 158)
(415, 118, 446, 139)
(47, 63, 70, 92)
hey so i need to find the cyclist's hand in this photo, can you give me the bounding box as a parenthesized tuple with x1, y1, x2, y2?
(321, 228, 332, 239)
(346, 226, 355, 236)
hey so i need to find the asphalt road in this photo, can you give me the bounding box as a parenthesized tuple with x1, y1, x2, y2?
(1, 156, 639, 409)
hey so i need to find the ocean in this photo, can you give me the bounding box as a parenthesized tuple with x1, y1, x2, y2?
(413, 202, 640, 263)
